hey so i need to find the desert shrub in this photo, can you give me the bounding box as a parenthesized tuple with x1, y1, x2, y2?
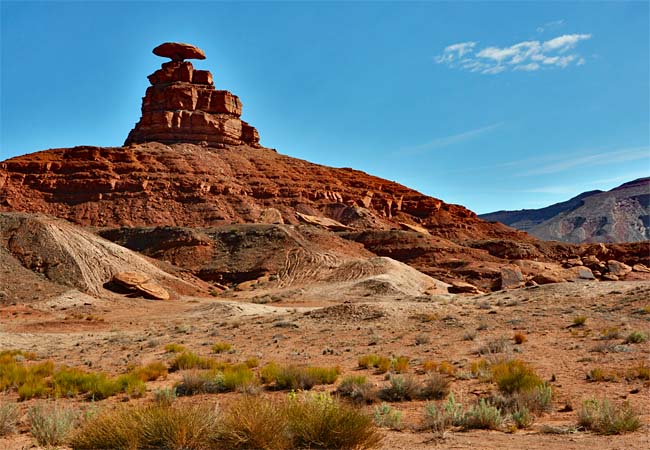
(212, 342, 232, 354)
(129, 361, 168, 381)
(517, 384, 553, 414)
(169, 352, 218, 372)
(244, 358, 259, 368)
(261, 363, 339, 390)
(71, 403, 218, 450)
(358, 354, 380, 369)
(221, 364, 258, 392)
(479, 337, 510, 355)
(288, 393, 382, 449)
(577, 399, 641, 434)
(29, 402, 77, 447)
(153, 387, 177, 406)
(511, 406, 534, 429)
(375, 357, 391, 374)
(625, 363, 650, 381)
(0, 401, 18, 436)
(175, 371, 215, 396)
(164, 343, 186, 353)
(215, 396, 291, 450)
(373, 403, 403, 430)
(336, 375, 376, 404)
(470, 359, 491, 379)
(625, 331, 647, 344)
(114, 373, 146, 398)
(587, 367, 617, 382)
(599, 327, 621, 340)
(513, 332, 527, 345)
(419, 372, 450, 400)
(490, 359, 544, 395)
(392, 356, 409, 373)
(573, 315, 587, 326)
(422, 360, 455, 375)
(420, 393, 464, 434)
(379, 375, 420, 402)
(18, 375, 48, 400)
(462, 399, 503, 430)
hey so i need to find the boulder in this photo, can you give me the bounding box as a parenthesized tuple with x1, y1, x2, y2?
(153, 42, 206, 61)
(607, 260, 632, 277)
(399, 222, 430, 235)
(296, 212, 352, 231)
(602, 274, 619, 281)
(448, 280, 483, 294)
(136, 281, 170, 300)
(532, 273, 565, 285)
(113, 271, 150, 289)
(632, 263, 650, 273)
(500, 266, 525, 290)
(259, 208, 284, 224)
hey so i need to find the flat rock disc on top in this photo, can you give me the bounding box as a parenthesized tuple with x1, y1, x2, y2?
(153, 42, 206, 61)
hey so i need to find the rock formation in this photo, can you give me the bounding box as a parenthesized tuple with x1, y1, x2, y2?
(124, 42, 260, 147)
(480, 178, 650, 243)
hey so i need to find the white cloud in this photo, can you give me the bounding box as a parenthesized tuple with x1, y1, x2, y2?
(537, 19, 565, 33)
(435, 30, 591, 74)
(515, 62, 540, 71)
(399, 122, 503, 154)
(542, 33, 591, 52)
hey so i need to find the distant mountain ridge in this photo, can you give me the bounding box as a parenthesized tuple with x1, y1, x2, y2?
(480, 178, 650, 243)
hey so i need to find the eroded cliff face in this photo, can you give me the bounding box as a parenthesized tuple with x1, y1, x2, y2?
(0, 142, 519, 243)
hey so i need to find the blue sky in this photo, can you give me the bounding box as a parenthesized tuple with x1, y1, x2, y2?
(1, 1, 648, 214)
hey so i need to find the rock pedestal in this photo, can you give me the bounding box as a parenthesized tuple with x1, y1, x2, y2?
(125, 43, 260, 147)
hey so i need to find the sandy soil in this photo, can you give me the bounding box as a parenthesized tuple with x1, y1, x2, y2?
(0, 280, 649, 449)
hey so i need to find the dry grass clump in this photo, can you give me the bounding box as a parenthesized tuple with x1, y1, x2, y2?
(211, 342, 232, 354)
(0, 353, 158, 401)
(336, 375, 377, 404)
(599, 327, 621, 340)
(625, 331, 647, 344)
(489, 359, 544, 395)
(586, 367, 617, 382)
(287, 393, 382, 449)
(577, 399, 641, 434)
(0, 401, 18, 436)
(379, 375, 420, 402)
(260, 362, 340, 390)
(176, 364, 257, 395)
(513, 332, 527, 345)
(478, 337, 510, 355)
(572, 315, 587, 326)
(419, 372, 451, 400)
(217, 394, 381, 450)
(29, 402, 77, 447)
(358, 354, 391, 374)
(164, 343, 186, 353)
(71, 402, 218, 450)
(169, 352, 220, 372)
(422, 360, 456, 376)
(625, 363, 650, 381)
(392, 356, 410, 373)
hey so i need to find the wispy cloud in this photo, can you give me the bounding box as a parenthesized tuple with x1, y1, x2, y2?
(435, 30, 592, 74)
(520, 146, 649, 176)
(536, 19, 565, 33)
(399, 122, 503, 155)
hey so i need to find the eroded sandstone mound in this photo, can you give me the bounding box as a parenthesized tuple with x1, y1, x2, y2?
(0, 212, 206, 300)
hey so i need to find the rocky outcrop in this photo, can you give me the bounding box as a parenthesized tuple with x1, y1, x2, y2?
(124, 42, 260, 148)
(481, 178, 650, 243)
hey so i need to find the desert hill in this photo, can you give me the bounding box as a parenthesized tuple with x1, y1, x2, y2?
(481, 177, 650, 243)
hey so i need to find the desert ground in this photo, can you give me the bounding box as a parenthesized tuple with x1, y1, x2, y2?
(1, 276, 648, 449)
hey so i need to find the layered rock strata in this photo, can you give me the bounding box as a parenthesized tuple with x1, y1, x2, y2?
(124, 43, 260, 147)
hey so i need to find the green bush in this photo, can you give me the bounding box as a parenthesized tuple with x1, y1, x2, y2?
(0, 401, 18, 436)
(169, 352, 219, 371)
(463, 399, 503, 430)
(577, 399, 641, 434)
(420, 393, 463, 435)
(379, 375, 420, 402)
(29, 402, 77, 447)
(373, 403, 403, 430)
(490, 359, 544, 395)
